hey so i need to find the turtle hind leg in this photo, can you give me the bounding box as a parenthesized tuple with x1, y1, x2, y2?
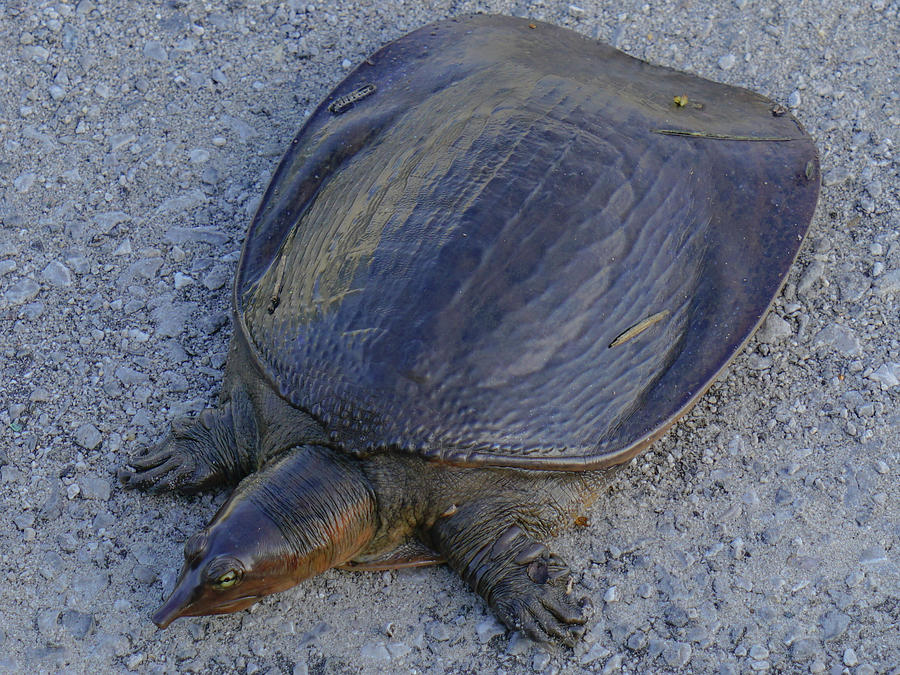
(118, 387, 258, 495)
(428, 504, 590, 646)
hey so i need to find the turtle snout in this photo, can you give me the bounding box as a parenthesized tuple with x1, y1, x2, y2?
(152, 577, 195, 629)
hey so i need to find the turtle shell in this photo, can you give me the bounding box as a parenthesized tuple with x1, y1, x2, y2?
(234, 15, 819, 470)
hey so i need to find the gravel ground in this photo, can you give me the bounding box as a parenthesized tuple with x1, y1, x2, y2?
(1, 1, 898, 673)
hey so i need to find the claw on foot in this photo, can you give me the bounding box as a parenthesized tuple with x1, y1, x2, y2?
(483, 528, 590, 646)
(118, 417, 222, 494)
(118, 439, 202, 494)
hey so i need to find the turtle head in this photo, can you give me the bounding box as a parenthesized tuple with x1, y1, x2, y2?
(152, 445, 376, 628)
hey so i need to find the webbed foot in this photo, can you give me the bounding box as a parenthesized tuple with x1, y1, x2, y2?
(431, 510, 591, 646)
(118, 408, 245, 494)
(479, 526, 590, 646)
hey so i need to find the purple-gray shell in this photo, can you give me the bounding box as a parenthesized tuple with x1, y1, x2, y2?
(234, 15, 819, 470)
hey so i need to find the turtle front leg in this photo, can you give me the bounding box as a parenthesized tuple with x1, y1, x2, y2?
(119, 387, 258, 494)
(428, 502, 590, 646)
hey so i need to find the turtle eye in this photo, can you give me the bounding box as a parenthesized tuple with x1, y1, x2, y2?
(206, 556, 245, 589)
(214, 570, 241, 588)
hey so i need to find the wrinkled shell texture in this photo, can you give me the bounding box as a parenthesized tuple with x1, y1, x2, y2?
(237, 16, 818, 468)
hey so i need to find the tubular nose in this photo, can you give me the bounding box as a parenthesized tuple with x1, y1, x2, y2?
(151, 580, 194, 629)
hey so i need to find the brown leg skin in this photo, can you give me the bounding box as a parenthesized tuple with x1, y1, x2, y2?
(118, 387, 258, 494)
(428, 502, 590, 646)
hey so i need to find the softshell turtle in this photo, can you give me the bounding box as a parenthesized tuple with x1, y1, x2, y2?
(120, 15, 819, 644)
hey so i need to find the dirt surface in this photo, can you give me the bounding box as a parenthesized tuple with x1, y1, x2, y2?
(1, 1, 897, 673)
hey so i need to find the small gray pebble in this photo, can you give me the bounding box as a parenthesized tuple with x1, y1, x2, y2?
(174, 272, 193, 289)
(79, 475, 111, 500)
(662, 641, 692, 668)
(757, 314, 792, 343)
(761, 525, 783, 545)
(876, 269, 900, 295)
(1, 466, 22, 483)
(868, 363, 900, 389)
(360, 643, 390, 660)
(165, 226, 229, 246)
(94, 211, 130, 233)
(133, 564, 157, 585)
(37, 608, 60, 635)
(476, 616, 505, 642)
(820, 611, 850, 640)
(718, 53, 737, 70)
(297, 621, 329, 646)
(143, 40, 167, 62)
(115, 366, 149, 386)
(813, 324, 861, 356)
(600, 652, 623, 674)
(822, 166, 852, 186)
(14, 172, 37, 193)
(74, 423, 102, 450)
(5, 278, 41, 305)
(156, 190, 206, 216)
(109, 133, 137, 152)
(774, 486, 793, 505)
(386, 642, 410, 659)
(14, 512, 36, 530)
(189, 149, 210, 164)
(41, 261, 72, 287)
(427, 621, 451, 642)
(859, 545, 887, 564)
(200, 166, 220, 185)
(58, 531, 78, 552)
(788, 90, 801, 107)
(533, 651, 552, 671)
(647, 638, 666, 659)
(94, 632, 131, 659)
(579, 641, 611, 665)
(798, 260, 825, 295)
(865, 180, 882, 199)
(665, 605, 690, 628)
(202, 265, 230, 291)
(507, 631, 537, 656)
(200, 311, 229, 336)
(851, 131, 870, 148)
(153, 301, 199, 338)
(60, 611, 94, 639)
(626, 632, 647, 651)
(749, 644, 769, 660)
(93, 511, 116, 532)
(21, 300, 44, 320)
